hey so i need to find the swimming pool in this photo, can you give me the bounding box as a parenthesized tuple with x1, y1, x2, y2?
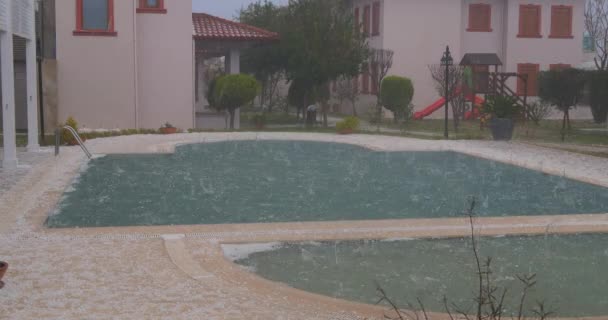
(47, 140, 608, 228)
(226, 234, 608, 317)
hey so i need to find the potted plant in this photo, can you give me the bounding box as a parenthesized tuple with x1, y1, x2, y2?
(481, 95, 521, 141)
(336, 116, 360, 135)
(252, 113, 266, 130)
(159, 122, 177, 134)
(0, 261, 7, 289)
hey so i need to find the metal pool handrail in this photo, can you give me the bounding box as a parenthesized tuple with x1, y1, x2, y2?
(55, 126, 92, 159)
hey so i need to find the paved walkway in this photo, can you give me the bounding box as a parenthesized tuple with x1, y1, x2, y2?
(1, 133, 607, 319)
(0, 148, 53, 196)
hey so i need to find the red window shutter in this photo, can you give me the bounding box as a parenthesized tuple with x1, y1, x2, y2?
(518, 5, 541, 38)
(550, 6, 573, 38)
(549, 63, 571, 71)
(371, 63, 379, 94)
(372, 2, 381, 36)
(352, 77, 359, 93)
(362, 63, 370, 94)
(354, 7, 360, 31)
(363, 5, 371, 36)
(468, 4, 492, 32)
(517, 64, 540, 96)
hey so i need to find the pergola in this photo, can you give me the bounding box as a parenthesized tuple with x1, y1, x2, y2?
(0, 0, 38, 169)
(192, 13, 278, 129)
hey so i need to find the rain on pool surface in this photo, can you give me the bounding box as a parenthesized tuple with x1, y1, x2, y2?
(227, 234, 608, 317)
(47, 141, 608, 227)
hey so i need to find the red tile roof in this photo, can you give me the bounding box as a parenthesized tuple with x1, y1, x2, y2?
(192, 13, 279, 41)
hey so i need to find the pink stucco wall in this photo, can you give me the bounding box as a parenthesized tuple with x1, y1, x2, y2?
(136, 1, 193, 130)
(56, 0, 193, 130)
(346, 0, 585, 118)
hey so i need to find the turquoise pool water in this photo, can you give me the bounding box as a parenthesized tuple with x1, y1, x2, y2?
(229, 234, 608, 317)
(47, 141, 608, 227)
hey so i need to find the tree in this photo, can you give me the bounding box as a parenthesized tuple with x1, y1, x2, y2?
(380, 76, 414, 123)
(239, 1, 285, 112)
(585, 0, 608, 70)
(429, 65, 466, 130)
(288, 79, 314, 120)
(213, 74, 261, 129)
(282, 0, 368, 110)
(335, 75, 360, 116)
(587, 70, 608, 123)
(370, 49, 394, 129)
(538, 69, 585, 141)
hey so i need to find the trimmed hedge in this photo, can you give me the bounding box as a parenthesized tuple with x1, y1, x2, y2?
(380, 76, 414, 121)
(587, 70, 608, 123)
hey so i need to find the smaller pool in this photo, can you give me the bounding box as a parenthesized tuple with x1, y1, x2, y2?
(226, 234, 608, 317)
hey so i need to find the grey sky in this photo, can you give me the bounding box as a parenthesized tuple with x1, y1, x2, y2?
(192, 0, 288, 20)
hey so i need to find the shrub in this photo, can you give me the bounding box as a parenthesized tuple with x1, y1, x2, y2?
(380, 76, 414, 122)
(588, 70, 608, 123)
(252, 113, 266, 129)
(527, 100, 553, 125)
(213, 74, 260, 129)
(538, 68, 585, 140)
(61, 117, 79, 145)
(336, 116, 360, 133)
(481, 95, 521, 119)
(207, 77, 219, 109)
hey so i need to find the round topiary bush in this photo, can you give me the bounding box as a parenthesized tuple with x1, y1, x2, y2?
(380, 76, 414, 122)
(213, 74, 260, 129)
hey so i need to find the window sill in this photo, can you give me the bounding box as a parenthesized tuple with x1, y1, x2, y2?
(549, 35, 574, 39)
(137, 8, 167, 14)
(517, 34, 542, 38)
(73, 30, 118, 37)
(467, 28, 493, 32)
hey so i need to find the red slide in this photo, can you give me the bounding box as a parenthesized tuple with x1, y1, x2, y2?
(413, 98, 447, 120)
(414, 94, 485, 120)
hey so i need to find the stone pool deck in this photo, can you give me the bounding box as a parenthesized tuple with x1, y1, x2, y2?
(1, 132, 607, 319)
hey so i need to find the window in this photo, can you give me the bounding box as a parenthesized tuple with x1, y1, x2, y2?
(550, 5, 573, 38)
(362, 63, 370, 94)
(74, 0, 116, 36)
(372, 2, 381, 36)
(518, 5, 542, 38)
(363, 5, 371, 36)
(467, 4, 492, 32)
(354, 7, 360, 32)
(371, 63, 379, 94)
(517, 63, 540, 96)
(549, 63, 571, 71)
(137, 0, 167, 14)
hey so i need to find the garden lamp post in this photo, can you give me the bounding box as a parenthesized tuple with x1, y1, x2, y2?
(441, 46, 453, 139)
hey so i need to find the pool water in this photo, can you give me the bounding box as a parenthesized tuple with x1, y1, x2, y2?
(48, 141, 608, 227)
(228, 234, 608, 317)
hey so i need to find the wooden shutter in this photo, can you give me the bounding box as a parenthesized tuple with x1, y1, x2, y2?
(372, 2, 380, 36)
(354, 7, 360, 32)
(549, 63, 571, 71)
(518, 5, 541, 37)
(371, 63, 379, 94)
(363, 5, 370, 36)
(362, 63, 370, 94)
(468, 4, 492, 32)
(517, 64, 540, 96)
(550, 6, 573, 38)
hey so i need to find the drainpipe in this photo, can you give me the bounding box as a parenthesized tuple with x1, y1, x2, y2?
(132, 0, 139, 129)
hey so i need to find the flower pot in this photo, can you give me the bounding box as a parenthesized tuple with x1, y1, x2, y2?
(489, 118, 514, 141)
(0, 261, 7, 289)
(160, 127, 177, 135)
(338, 128, 354, 135)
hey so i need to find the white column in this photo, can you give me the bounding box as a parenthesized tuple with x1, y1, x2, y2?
(1, 28, 18, 169)
(25, 38, 39, 151)
(225, 49, 240, 129)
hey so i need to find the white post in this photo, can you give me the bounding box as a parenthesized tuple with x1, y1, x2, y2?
(1, 22, 18, 168)
(26, 37, 39, 151)
(226, 49, 241, 129)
